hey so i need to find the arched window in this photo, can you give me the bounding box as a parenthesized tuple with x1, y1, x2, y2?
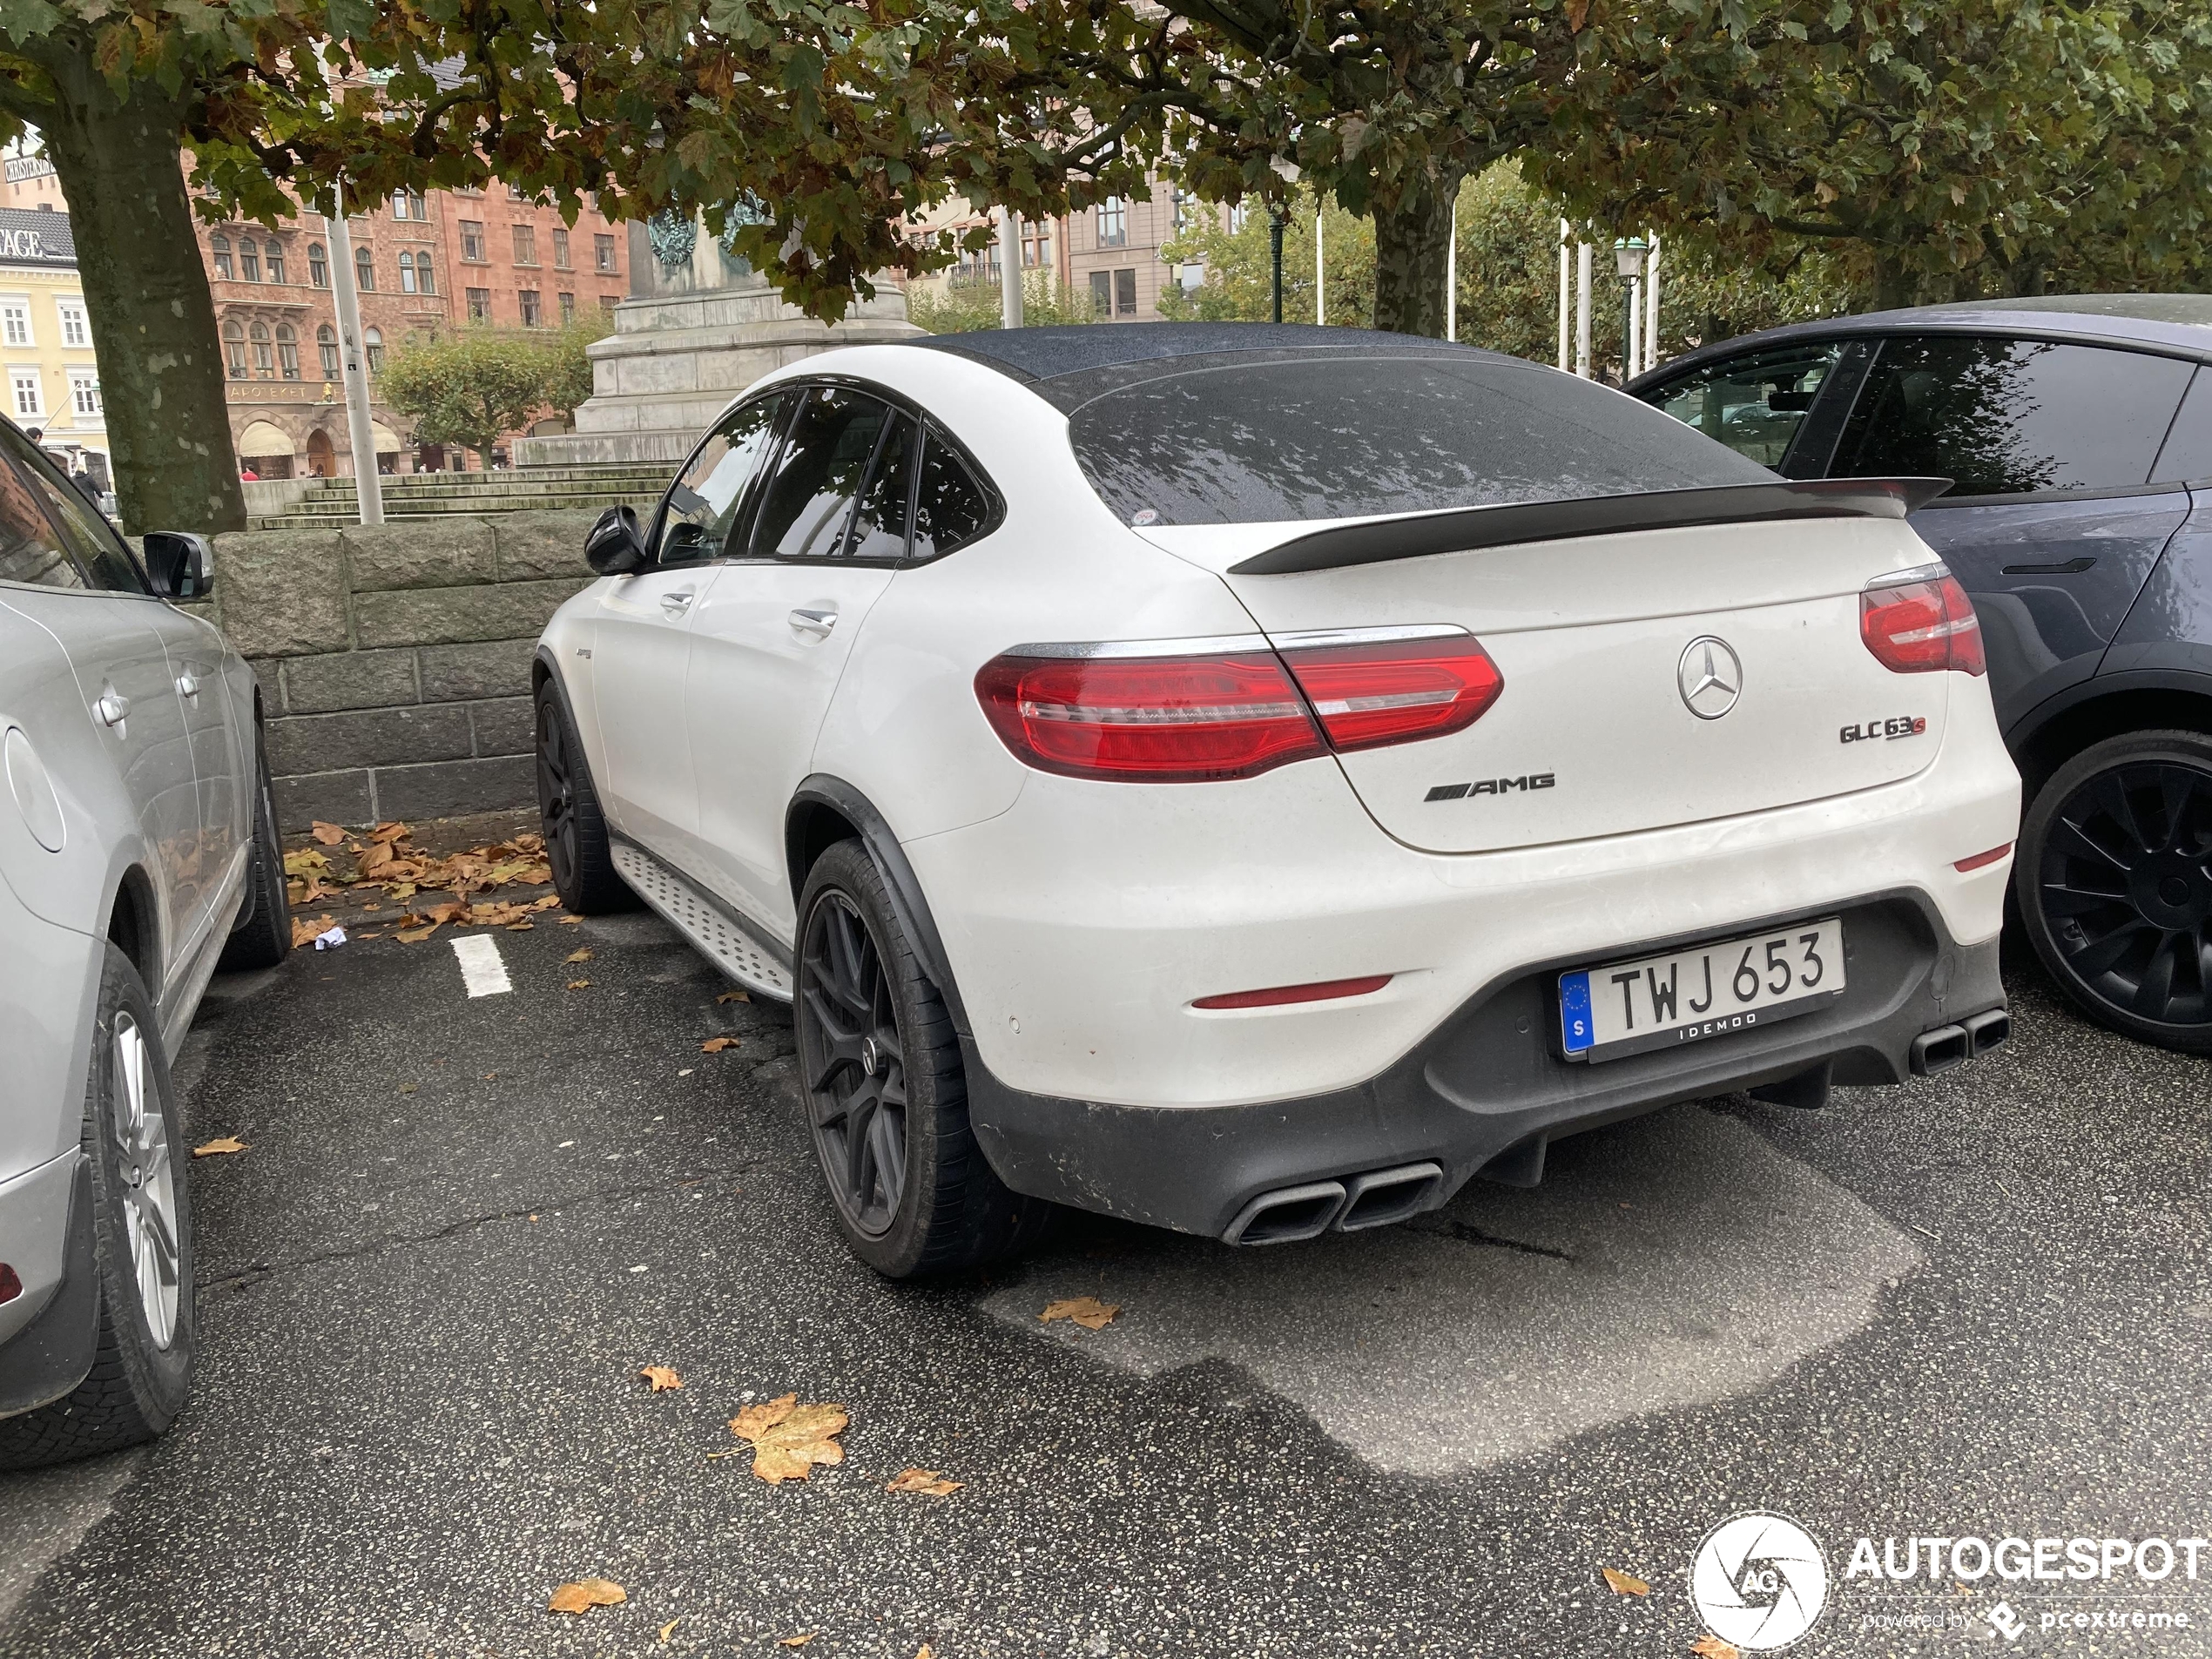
(398, 251, 418, 293)
(307, 243, 327, 287)
(238, 238, 260, 281)
(354, 246, 375, 291)
(317, 324, 339, 378)
(275, 323, 299, 380)
(221, 318, 246, 378)
(248, 320, 273, 378)
(210, 233, 233, 280)
(363, 327, 384, 373)
(266, 242, 287, 284)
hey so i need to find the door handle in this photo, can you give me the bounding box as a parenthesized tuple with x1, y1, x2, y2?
(95, 691, 131, 728)
(176, 673, 200, 700)
(788, 607, 838, 637)
(660, 590, 696, 616)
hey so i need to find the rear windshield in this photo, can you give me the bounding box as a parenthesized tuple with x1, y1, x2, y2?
(1064, 353, 1773, 526)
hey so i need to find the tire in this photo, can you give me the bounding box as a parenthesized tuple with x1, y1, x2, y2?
(536, 678, 635, 915)
(795, 840, 1052, 1278)
(218, 735, 291, 971)
(0, 945, 195, 1468)
(2017, 728, 2212, 1054)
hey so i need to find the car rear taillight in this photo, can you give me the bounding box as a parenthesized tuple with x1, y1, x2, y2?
(1275, 632, 1505, 751)
(974, 650, 1325, 782)
(976, 630, 1505, 782)
(1861, 566, 1986, 676)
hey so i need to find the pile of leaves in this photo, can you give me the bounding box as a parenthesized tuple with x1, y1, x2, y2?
(283, 821, 561, 947)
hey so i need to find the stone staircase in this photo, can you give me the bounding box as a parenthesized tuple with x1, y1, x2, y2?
(249, 462, 671, 530)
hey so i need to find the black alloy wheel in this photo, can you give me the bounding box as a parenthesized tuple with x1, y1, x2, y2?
(533, 681, 631, 914)
(537, 692, 580, 893)
(800, 890, 907, 1238)
(2023, 730, 2212, 1053)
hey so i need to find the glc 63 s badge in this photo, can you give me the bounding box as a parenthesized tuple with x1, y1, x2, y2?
(1841, 715, 1927, 744)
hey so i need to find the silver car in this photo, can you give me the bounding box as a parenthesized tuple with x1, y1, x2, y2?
(0, 420, 289, 1467)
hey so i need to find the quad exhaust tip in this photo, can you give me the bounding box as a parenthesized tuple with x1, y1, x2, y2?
(1223, 1162, 1446, 1245)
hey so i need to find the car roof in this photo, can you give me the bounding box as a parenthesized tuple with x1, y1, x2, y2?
(905, 322, 1514, 412)
(1629, 293, 2212, 392)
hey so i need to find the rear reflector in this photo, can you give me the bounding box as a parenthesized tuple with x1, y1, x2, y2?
(0, 1263, 18, 1305)
(1278, 635, 1504, 752)
(1862, 566, 1986, 676)
(974, 651, 1324, 782)
(1954, 842, 2013, 873)
(1193, 974, 1393, 1009)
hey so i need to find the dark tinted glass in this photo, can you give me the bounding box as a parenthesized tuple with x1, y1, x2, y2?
(910, 428, 993, 557)
(1066, 353, 1772, 526)
(749, 387, 893, 559)
(1833, 336, 2192, 497)
(844, 412, 918, 560)
(1645, 342, 1845, 469)
(0, 455, 83, 589)
(658, 393, 788, 563)
(2151, 367, 2212, 483)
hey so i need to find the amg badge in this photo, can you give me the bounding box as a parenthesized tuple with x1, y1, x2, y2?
(1426, 773, 1556, 802)
(1841, 715, 1928, 744)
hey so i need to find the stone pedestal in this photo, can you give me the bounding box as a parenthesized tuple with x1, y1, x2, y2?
(516, 222, 922, 467)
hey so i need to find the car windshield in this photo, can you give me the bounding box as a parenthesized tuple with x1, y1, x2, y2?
(1062, 352, 1772, 526)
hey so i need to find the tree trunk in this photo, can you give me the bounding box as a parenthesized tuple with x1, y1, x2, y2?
(35, 51, 244, 534)
(1371, 181, 1460, 337)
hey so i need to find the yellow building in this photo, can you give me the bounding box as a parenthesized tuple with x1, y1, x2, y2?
(0, 204, 108, 489)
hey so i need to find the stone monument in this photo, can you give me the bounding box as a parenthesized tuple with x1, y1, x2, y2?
(514, 212, 922, 467)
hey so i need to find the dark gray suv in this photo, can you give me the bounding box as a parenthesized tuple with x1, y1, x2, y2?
(1631, 294, 2212, 1054)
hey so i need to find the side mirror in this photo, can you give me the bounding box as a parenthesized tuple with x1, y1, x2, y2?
(584, 505, 648, 576)
(143, 531, 215, 600)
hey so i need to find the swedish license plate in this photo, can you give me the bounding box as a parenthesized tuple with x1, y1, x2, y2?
(1559, 919, 1845, 1062)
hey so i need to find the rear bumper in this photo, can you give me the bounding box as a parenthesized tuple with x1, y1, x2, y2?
(967, 889, 2006, 1240)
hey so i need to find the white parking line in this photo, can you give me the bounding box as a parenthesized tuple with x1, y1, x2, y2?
(451, 934, 512, 998)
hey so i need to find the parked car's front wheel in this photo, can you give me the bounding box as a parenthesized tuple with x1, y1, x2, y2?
(2019, 729, 2212, 1054)
(795, 840, 1051, 1278)
(218, 734, 292, 971)
(536, 678, 635, 915)
(0, 945, 195, 1468)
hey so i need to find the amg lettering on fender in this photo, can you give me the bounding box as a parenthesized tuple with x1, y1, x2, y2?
(1425, 773, 1558, 802)
(1840, 715, 1929, 744)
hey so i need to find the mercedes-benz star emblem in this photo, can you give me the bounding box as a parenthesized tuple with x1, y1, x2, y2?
(860, 1036, 880, 1077)
(1677, 636, 1743, 720)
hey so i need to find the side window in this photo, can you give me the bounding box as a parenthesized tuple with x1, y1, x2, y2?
(657, 393, 788, 563)
(1832, 335, 2194, 498)
(909, 427, 994, 559)
(0, 428, 137, 590)
(2151, 367, 2212, 484)
(844, 411, 919, 562)
(1643, 342, 1844, 469)
(0, 455, 85, 589)
(747, 387, 894, 561)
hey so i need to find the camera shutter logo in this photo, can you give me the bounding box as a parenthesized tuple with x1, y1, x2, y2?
(1690, 1513, 1829, 1650)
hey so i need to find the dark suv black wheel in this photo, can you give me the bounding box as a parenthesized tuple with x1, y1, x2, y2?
(2019, 729, 2212, 1054)
(794, 840, 1052, 1278)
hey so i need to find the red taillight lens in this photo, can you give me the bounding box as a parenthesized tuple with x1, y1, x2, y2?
(0, 1263, 18, 1305)
(974, 651, 1325, 782)
(1861, 571, 1986, 676)
(1192, 974, 1393, 1009)
(1278, 636, 1505, 751)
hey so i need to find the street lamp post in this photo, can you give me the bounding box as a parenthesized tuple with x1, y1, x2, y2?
(1268, 154, 1300, 326)
(325, 181, 384, 524)
(1614, 237, 1647, 386)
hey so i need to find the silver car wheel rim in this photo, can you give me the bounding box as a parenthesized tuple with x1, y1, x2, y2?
(111, 1013, 180, 1349)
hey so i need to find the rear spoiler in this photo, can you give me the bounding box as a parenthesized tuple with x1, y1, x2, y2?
(1227, 477, 1955, 577)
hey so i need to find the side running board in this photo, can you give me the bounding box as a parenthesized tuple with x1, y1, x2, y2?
(610, 840, 795, 1001)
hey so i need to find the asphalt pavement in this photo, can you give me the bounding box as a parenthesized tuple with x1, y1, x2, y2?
(3, 832, 2208, 1658)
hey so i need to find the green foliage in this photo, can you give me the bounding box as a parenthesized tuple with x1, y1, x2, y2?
(541, 313, 615, 419)
(1158, 202, 1375, 327)
(907, 270, 1099, 334)
(379, 327, 569, 465)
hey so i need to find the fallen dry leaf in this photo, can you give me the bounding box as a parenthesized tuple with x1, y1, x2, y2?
(886, 1467, 963, 1497)
(778, 1637, 816, 1649)
(1689, 1638, 1740, 1659)
(565, 948, 594, 963)
(395, 924, 438, 944)
(915, 1647, 934, 1659)
(559, 913, 583, 924)
(658, 1616, 682, 1642)
(290, 914, 335, 949)
(1602, 1567, 1650, 1596)
(356, 839, 396, 875)
(1040, 1295, 1119, 1331)
(548, 1578, 626, 1615)
(728, 1393, 848, 1483)
(192, 1136, 249, 1157)
(308, 820, 347, 846)
(567, 979, 592, 990)
(716, 988, 750, 1004)
(701, 1036, 739, 1054)
(368, 820, 410, 844)
(640, 1366, 684, 1393)
(282, 847, 329, 879)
